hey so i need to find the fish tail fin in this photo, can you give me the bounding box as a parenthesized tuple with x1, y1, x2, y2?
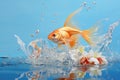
(81, 26, 98, 46)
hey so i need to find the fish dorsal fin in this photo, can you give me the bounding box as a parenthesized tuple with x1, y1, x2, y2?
(61, 27, 81, 36)
(64, 6, 83, 27)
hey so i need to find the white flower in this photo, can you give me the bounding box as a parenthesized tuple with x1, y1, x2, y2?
(88, 57, 99, 65)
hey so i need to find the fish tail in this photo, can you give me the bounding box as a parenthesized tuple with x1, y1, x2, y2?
(80, 26, 98, 46)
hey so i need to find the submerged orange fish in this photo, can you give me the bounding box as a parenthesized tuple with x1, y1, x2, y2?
(48, 6, 98, 48)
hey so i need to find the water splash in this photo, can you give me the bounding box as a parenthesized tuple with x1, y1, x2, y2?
(15, 20, 120, 66)
(14, 35, 29, 57)
(97, 20, 120, 52)
(15, 35, 73, 65)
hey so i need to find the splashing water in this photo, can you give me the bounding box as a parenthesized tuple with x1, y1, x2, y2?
(14, 20, 120, 66)
(13, 21, 120, 80)
(14, 35, 71, 65)
(14, 35, 29, 56)
(96, 20, 120, 52)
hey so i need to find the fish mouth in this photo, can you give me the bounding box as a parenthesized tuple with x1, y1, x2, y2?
(48, 34, 51, 40)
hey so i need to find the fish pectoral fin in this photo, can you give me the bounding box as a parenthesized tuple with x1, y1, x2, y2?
(69, 35, 78, 48)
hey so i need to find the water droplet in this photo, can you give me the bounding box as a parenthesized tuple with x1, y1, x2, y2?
(30, 34, 34, 37)
(92, 1, 96, 5)
(82, 2, 87, 7)
(35, 29, 40, 34)
(87, 6, 91, 11)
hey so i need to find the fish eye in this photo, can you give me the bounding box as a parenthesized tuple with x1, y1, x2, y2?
(52, 34, 56, 37)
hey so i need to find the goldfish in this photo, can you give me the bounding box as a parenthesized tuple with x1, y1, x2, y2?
(48, 6, 98, 48)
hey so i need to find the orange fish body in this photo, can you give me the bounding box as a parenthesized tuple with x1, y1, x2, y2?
(48, 6, 98, 48)
(48, 26, 97, 48)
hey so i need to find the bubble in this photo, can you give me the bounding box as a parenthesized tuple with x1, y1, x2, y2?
(87, 6, 91, 11)
(92, 1, 96, 5)
(82, 2, 87, 7)
(35, 29, 40, 34)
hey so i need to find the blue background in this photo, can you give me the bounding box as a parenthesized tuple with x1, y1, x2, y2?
(0, 0, 120, 57)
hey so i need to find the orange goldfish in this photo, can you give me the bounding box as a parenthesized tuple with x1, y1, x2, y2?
(48, 6, 98, 48)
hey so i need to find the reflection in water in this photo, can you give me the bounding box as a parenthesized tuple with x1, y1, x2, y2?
(15, 71, 40, 80)
(15, 65, 106, 80)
